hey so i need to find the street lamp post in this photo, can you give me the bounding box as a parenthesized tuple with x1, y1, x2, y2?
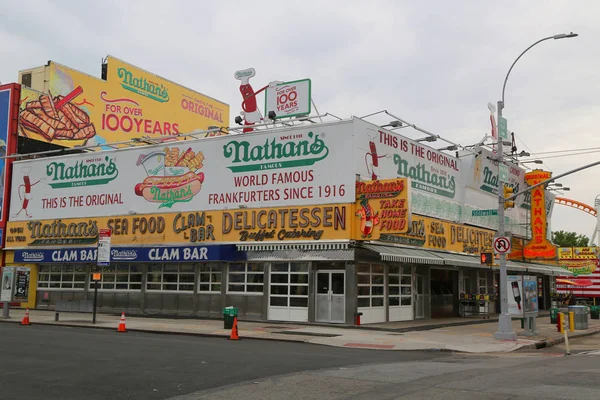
(494, 32, 578, 341)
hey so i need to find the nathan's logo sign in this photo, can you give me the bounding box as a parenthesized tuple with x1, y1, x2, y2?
(111, 248, 139, 261)
(135, 147, 205, 208)
(25, 219, 99, 246)
(222, 205, 347, 242)
(223, 132, 329, 172)
(117, 67, 170, 103)
(354, 178, 411, 240)
(46, 156, 118, 188)
(481, 166, 521, 196)
(393, 154, 457, 199)
(523, 170, 556, 259)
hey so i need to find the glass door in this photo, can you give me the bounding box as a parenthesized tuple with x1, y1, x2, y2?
(315, 271, 345, 323)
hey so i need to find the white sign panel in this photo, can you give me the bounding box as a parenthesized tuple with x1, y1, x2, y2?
(507, 275, 523, 317)
(97, 229, 111, 267)
(265, 79, 311, 119)
(462, 147, 528, 236)
(9, 122, 355, 221)
(493, 236, 511, 254)
(465, 147, 526, 205)
(1, 267, 14, 302)
(353, 118, 464, 222)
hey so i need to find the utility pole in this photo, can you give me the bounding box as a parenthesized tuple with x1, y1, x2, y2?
(493, 32, 578, 341)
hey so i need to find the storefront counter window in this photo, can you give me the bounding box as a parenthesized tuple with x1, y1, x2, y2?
(389, 265, 412, 306)
(357, 264, 385, 307)
(89, 264, 143, 291)
(147, 263, 195, 292)
(38, 264, 87, 290)
(269, 262, 309, 307)
(228, 263, 264, 294)
(199, 263, 222, 293)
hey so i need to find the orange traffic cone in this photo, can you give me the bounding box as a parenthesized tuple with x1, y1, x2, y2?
(20, 307, 31, 326)
(229, 316, 240, 340)
(117, 312, 127, 333)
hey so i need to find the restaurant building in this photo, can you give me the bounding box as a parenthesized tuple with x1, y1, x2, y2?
(3, 117, 567, 324)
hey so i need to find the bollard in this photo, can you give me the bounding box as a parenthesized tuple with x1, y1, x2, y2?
(563, 314, 571, 356)
(557, 312, 562, 333)
(569, 312, 575, 332)
(558, 313, 564, 333)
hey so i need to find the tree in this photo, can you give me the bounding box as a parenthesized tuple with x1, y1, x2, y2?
(551, 230, 590, 247)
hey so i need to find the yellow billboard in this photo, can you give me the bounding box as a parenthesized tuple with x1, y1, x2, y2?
(380, 214, 495, 256)
(4, 204, 351, 248)
(354, 178, 411, 240)
(19, 56, 229, 148)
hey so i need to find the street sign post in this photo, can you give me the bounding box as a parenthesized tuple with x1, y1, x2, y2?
(472, 209, 498, 217)
(94, 229, 112, 324)
(494, 237, 512, 254)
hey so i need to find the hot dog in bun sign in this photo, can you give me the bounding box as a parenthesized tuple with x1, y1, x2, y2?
(135, 147, 205, 208)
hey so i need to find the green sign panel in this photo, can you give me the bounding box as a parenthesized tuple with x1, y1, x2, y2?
(498, 116, 508, 139)
(472, 209, 498, 217)
(499, 163, 509, 182)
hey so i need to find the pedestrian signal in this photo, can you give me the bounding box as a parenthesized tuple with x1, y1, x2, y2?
(480, 252, 493, 265)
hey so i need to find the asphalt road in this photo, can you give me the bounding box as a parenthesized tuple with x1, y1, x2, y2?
(0, 323, 444, 400)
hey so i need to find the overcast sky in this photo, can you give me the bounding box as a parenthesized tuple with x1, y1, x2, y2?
(1, 0, 599, 240)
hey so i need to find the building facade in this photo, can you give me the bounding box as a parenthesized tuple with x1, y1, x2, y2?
(2, 118, 567, 324)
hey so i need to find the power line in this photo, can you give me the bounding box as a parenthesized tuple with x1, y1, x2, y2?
(514, 135, 553, 172)
(523, 148, 600, 161)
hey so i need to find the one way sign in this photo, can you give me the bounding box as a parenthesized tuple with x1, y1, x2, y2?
(493, 237, 511, 254)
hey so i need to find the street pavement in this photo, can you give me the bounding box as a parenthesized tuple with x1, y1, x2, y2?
(2, 308, 600, 353)
(171, 349, 600, 400)
(0, 323, 443, 400)
(3, 322, 600, 400)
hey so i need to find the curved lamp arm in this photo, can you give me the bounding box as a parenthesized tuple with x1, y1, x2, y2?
(500, 33, 578, 110)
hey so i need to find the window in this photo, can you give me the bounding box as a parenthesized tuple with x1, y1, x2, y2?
(146, 263, 195, 292)
(199, 263, 222, 293)
(478, 271, 488, 295)
(389, 265, 412, 306)
(357, 263, 385, 308)
(228, 263, 264, 294)
(89, 264, 142, 290)
(38, 264, 87, 289)
(269, 262, 309, 308)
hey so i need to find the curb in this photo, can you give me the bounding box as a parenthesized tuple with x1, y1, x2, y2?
(519, 329, 600, 350)
(0, 318, 312, 345)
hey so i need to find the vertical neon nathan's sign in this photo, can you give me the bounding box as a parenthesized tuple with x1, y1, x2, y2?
(523, 170, 556, 259)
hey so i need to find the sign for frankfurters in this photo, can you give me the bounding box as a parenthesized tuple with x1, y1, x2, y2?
(9, 122, 355, 221)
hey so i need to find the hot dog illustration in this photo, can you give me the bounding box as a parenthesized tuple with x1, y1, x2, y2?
(13, 167, 44, 218)
(135, 171, 205, 202)
(356, 198, 380, 238)
(135, 147, 205, 208)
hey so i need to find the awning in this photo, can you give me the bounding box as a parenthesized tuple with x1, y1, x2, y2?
(434, 252, 481, 268)
(245, 249, 355, 261)
(513, 261, 573, 276)
(361, 244, 444, 265)
(236, 242, 350, 252)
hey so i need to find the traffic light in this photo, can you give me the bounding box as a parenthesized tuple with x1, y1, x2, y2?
(503, 184, 515, 209)
(480, 252, 493, 265)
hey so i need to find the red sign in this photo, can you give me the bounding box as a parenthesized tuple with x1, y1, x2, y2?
(99, 228, 112, 239)
(523, 170, 556, 259)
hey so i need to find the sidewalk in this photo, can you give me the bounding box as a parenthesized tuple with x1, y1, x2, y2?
(2, 309, 599, 353)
